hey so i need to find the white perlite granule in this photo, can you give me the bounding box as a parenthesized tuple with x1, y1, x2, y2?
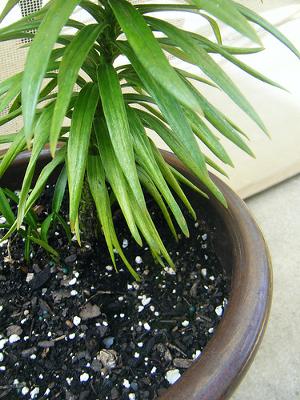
(165, 369, 181, 384)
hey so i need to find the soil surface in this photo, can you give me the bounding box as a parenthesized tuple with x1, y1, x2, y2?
(0, 185, 230, 400)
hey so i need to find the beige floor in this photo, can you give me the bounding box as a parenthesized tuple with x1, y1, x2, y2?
(232, 174, 300, 400)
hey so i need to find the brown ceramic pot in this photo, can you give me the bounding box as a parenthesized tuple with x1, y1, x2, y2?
(0, 149, 272, 400)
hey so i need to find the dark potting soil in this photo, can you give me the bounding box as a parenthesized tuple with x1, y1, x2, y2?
(0, 184, 230, 400)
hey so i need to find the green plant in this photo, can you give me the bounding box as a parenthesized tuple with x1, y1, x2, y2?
(0, 0, 298, 278)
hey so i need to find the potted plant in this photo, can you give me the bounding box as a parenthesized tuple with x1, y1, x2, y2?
(0, 1, 298, 399)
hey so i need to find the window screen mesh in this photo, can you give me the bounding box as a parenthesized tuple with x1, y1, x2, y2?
(0, 1, 43, 137)
(20, 0, 43, 17)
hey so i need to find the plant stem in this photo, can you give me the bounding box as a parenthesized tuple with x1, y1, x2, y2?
(79, 176, 99, 244)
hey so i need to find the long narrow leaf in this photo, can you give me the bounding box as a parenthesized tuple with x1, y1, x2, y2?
(119, 44, 205, 173)
(22, 0, 81, 143)
(0, 0, 19, 23)
(191, 32, 286, 91)
(150, 143, 200, 217)
(182, 76, 256, 155)
(94, 117, 142, 246)
(190, 0, 261, 44)
(120, 44, 225, 205)
(80, 1, 105, 22)
(1, 148, 66, 242)
(67, 83, 99, 232)
(127, 187, 174, 269)
(3, 188, 38, 230)
(236, 2, 300, 59)
(0, 133, 18, 145)
(29, 236, 59, 258)
(97, 61, 146, 211)
(41, 213, 54, 242)
(184, 107, 233, 166)
(169, 165, 209, 198)
(137, 166, 178, 240)
(0, 188, 15, 226)
(52, 166, 67, 214)
(147, 17, 267, 133)
(26, 147, 66, 217)
(0, 72, 22, 97)
(127, 107, 189, 237)
(109, 0, 202, 114)
(87, 154, 140, 281)
(56, 213, 72, 243)
(50, 23, 105, 155)
(17, 105, 54, 228)
(0, 83, 21, 114)
(0, 132, 26, 178)
(24, 228, 32, 263)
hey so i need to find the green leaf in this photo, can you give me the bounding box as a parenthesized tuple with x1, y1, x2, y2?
(50, 23, 105, 155)
(236, 2, 300, 59)
(199, 12, 222, 44)
(0, 131, 26, 178)
(109, 0, 202, 114)
(0, 31, 35, 43)
(175, 68, 218, 88)
(139, 107, 225, 204)
(52, 166, 67, 214)
(97, 61, 146, 211)
(0, 188, 15, 226)
(24, 228, 32, 263)
(137, 166, 178, 240)
(0, 0, 20, 23)
(127, 107, 189, 237)
(41, 213, 54, 242)
(0, 81, 21, 114)
(191, 32, 286, 91)
(147, 17, 267, 133)
(3, 188, 38, 230)
(26, 147, 66, 218)
(136, 4, 197, 13)
(120, 44, 224, 205)
(182, 77, 255, 156)
(169, 165, 209, 198)
(0, 107, 22, 127)
(22, 0, 81, 143)
(127, 186, 174, 269)
(190, 0, 261, 45)
(0, 133, 18, 145)
(205, 155, 229, 177)
(94, 117, 142, 247)
(183, 107, 233, 166)
(17, 105, 54, 228)
(0, 72, 22, 97)
(56, 213, 72, 243)
(39, 77, 58, 101)
(67, 83, 99, 232)
(119, 45, 203, 169)
(210, 45, 264, 55)
(0, 3, 49, 41)
(28, 235, 59, 259)
(1, 148, 66, 242)
(80, 1, 105, 22)
(150, 143, 199, 218)
(87, 154, 140, 281)
(0, 22, 40, 41)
